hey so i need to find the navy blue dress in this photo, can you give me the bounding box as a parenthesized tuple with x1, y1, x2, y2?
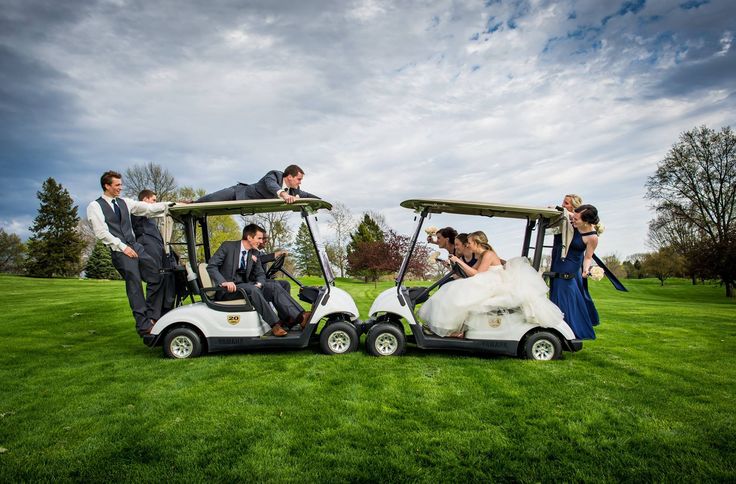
(549, 230, 599, 339)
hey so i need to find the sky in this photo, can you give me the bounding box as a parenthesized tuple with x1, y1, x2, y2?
(1, 0, 734, 258)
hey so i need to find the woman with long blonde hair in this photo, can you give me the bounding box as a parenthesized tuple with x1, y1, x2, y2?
(448, 231, 502, 276)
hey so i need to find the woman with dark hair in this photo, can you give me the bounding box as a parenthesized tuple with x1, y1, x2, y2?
(549, 204, 600, 339)
(454, 233, 477, 268)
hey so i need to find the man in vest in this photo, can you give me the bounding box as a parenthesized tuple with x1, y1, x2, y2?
(87, 171, 172, 336)
(132, 189, 175, 324)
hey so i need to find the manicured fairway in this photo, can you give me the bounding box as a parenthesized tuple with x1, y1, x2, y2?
(0, 275, 734, 481)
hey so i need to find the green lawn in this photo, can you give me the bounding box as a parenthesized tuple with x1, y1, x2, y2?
(0, 275, 734, 481)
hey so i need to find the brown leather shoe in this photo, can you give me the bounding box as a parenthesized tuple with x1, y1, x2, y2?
(272, 323, 288, 337)
(299, 311, 312, 329)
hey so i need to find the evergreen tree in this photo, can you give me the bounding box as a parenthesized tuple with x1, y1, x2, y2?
(84, 240, 120, 279)
(293, 222, 321, 276)
(24, 178, 85, 277)
(347, 214, 385, 279)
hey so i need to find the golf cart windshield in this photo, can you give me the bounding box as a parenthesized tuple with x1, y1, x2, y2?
(396, 199, 565, 286)
(304, 213, 336, 284)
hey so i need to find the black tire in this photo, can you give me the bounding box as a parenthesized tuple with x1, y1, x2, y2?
(366, 323, 406, 357)
(523, 331, 562, 360)
(163, 327, 203, 359)
(320, 321, 359, 355)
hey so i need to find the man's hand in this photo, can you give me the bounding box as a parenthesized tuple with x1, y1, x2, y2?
(280, 192, 296, 204)
(123, 246, 139, 258)
(221, 281, 236, 293)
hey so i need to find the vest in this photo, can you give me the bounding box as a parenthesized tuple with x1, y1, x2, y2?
(96, 197, 136, 245)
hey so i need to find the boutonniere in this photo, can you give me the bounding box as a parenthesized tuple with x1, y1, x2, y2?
(251, 254, 258, 262)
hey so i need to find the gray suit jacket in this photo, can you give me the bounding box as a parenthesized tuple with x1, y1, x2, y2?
(207, 240, 267, 287)
(235, 170, 319, 200)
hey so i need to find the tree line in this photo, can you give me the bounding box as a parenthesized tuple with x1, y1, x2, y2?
(3, 126, 733, 296)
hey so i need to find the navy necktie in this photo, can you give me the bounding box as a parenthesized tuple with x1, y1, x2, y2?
(112, 199, 121, 220)
(240, 250, 247, 270)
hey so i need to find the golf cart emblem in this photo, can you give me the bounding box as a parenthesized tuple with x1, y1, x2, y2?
(227, 315, 240, 325)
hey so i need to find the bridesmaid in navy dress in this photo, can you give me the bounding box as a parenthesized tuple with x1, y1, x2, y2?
(549, 204, 600, 340)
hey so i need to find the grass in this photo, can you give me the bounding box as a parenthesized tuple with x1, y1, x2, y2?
(0, 274, 734, 482)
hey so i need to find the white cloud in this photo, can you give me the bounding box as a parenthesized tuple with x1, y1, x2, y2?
(1, 0, 735, 257)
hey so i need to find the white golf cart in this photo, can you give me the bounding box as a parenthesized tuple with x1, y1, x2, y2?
(363, 199, 583, 360)
(143, 199, 361, 358)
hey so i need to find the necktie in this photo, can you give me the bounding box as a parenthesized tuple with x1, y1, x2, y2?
(112, 199, 121, 220)
(240, 250, 247, 270)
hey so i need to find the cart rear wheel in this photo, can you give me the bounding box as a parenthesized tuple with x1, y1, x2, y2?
(163, 327, 203, 359)
(320, 321, 359, 355)
(523, 331, 562, 360)
(366, 323, 406, 356)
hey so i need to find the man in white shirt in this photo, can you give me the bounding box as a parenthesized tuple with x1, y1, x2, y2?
(196, 165, 319, 203)
(87, 171, 172, 336)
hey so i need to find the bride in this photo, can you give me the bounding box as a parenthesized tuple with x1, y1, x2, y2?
(418, 231, 565, 337)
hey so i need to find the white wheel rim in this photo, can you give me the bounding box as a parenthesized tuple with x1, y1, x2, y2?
(171, 335, 193, 358)
(327, 330, 351, 354)
(531, 339, 554, 360)
(375, 333, 398, 355)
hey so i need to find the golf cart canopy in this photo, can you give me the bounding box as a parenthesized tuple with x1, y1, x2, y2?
(169, 198, 332, 221)
(400, 199, 562, 222)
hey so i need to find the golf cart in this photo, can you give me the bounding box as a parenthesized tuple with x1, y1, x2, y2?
(143, 199, 361, 358)
(362, 199, 583, 360)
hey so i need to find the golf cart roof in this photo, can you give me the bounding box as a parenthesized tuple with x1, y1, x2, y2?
(400, 199, 562, 221)
(169, 198, 332, 220)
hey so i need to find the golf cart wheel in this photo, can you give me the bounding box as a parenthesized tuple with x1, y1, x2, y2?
(523, 331, 562, 361)
(320, 321, 359, 355)
(163, 327, 203, 359)
(366, 323, 405, 357)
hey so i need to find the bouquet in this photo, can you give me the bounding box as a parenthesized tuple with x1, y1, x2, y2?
(424, 225, 439, 236)
(589, 266, 605, 281)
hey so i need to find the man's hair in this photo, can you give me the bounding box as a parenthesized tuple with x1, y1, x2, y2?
(100, 171, 122, 190)
(138, 189, 155, 201)
(242, 223, 266, 239)
(283, 164, 304, 177)
(437, 227, 458, 244)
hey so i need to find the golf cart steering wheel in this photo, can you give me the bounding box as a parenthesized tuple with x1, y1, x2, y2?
(265, 253, 286, 279)
(451, 261, 469, 279)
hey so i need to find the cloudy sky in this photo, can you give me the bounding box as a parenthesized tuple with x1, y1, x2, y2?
(1, 0, 734, 257)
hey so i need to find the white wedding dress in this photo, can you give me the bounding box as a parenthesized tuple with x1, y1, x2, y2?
(417, 257, 565, 337)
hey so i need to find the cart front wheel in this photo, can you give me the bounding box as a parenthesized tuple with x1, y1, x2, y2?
(320, 321, 359, 355)
(366, 323, 406, 357)
(163, 327, 203, 359)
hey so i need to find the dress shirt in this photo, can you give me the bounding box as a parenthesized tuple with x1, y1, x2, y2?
(87, 194, 169, 252)
(276, 181, 300, 199)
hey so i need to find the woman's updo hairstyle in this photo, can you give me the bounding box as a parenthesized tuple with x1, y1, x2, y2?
(574, 204, 600, 225)
(469, 231, 494, 253)
(456, 233, 469, 245)
(437, 227, 457, 244)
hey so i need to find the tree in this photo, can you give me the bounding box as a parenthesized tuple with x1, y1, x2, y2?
(124, 162, 177, 201)
(646, 125, 736, 296)
(601, 253, 627, 281)
(84, 241, 120, 279)
(641, 248, 686, 286)
(347, 240, 397, 285)
(0, 228, 25, 274)
(242, 212, 293, 253)
(327, 202, 355, 277)
(386, 230, 433, 280)
(347, 214, 385, 280)
(648, 212, 711, 285)
(293, 222, 321, 276)
(25, 178, 85, 277)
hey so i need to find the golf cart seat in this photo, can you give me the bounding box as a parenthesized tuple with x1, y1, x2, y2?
(197, 263, 254, 310)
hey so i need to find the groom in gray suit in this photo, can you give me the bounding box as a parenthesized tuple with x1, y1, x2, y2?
(197, 164, 319, 203)
(207, 224, 309, 337)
